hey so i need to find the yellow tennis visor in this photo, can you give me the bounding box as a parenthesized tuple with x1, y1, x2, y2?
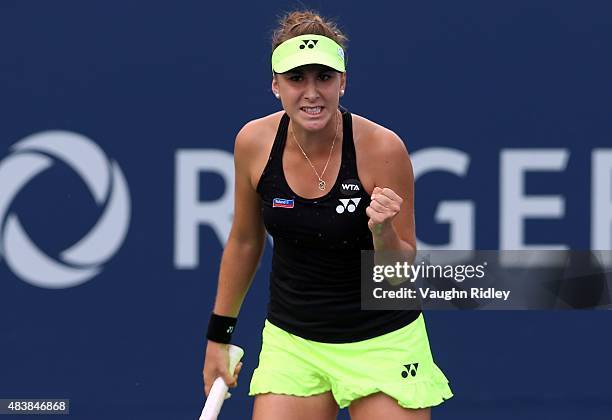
(271, 34, 346, 73)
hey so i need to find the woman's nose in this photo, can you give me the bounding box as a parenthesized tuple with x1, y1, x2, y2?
(303, 78, 320, 100)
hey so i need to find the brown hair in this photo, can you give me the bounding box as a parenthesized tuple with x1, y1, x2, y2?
(271, 10, 348, 52)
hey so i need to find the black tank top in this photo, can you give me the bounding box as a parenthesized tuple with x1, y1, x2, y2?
(256, 108, 420, 343)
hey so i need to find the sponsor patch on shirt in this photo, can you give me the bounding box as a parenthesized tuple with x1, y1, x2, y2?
(340, 178, 362, 196)
(273, 198, 294, 208)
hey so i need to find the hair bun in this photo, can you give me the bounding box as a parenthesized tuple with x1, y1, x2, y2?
(272, 10, 348, 52)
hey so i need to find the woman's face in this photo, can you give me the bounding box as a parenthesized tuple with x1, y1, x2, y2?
(272, 64, 346, 132)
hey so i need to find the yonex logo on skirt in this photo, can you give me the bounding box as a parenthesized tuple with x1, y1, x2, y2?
(401, 363, 419, 379)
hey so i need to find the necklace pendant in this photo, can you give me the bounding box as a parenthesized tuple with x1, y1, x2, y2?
(318, 180, 326, 190)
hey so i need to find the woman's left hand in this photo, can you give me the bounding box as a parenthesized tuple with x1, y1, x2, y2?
(366, 186, 404, 234)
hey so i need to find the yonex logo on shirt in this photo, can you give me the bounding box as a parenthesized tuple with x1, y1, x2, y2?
(401, 363, 419, 379)
(336, 198, 361, 214)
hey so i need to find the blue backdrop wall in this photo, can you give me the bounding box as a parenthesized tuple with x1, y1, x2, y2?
(1, 1, 611, 419)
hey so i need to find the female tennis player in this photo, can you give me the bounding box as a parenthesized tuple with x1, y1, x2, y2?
(203, 10, 453, 419)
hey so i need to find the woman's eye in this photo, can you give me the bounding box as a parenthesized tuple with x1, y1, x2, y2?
(289, 75, 303, 81)
(319, 74, 331, 81)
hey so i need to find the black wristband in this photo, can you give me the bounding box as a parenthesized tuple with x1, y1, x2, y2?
(206, 313, 237, 344)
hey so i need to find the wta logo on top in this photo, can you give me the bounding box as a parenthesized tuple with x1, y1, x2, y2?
(174, 147, 612, 268)
(0, 131, 131, 289)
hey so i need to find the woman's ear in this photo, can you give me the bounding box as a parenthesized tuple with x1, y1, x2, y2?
(271, 76, 280, 99)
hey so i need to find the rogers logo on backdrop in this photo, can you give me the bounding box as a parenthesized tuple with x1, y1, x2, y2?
(0, 131, 131, 289)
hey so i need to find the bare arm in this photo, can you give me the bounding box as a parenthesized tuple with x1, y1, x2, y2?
(212, 123, 266, 317)
(203, 123, 266, 395)
(365, 129, 417, 253)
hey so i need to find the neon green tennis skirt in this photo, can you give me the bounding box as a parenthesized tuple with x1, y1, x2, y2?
(249, 313, 453, 409)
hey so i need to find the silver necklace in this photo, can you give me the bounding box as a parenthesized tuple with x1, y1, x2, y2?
(290, 111, 340, 191)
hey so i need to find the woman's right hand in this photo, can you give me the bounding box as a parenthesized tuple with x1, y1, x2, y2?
(203, 341, 243, 397)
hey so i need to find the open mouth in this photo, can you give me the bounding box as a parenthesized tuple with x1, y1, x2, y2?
(300, 106, 323, 115)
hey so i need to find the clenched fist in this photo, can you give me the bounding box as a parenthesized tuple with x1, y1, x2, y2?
(366, 186, 403, 234)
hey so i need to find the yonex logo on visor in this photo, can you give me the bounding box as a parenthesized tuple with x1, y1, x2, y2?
(300, 39, 318, 49)
(272, 34, 346, 73)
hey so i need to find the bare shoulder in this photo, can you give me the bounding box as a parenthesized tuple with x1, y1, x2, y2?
(234, 111, 284, 153)
(351, 113, 411, 193)
(234, 111, 284, 188)
(351, 113, 409, 158)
